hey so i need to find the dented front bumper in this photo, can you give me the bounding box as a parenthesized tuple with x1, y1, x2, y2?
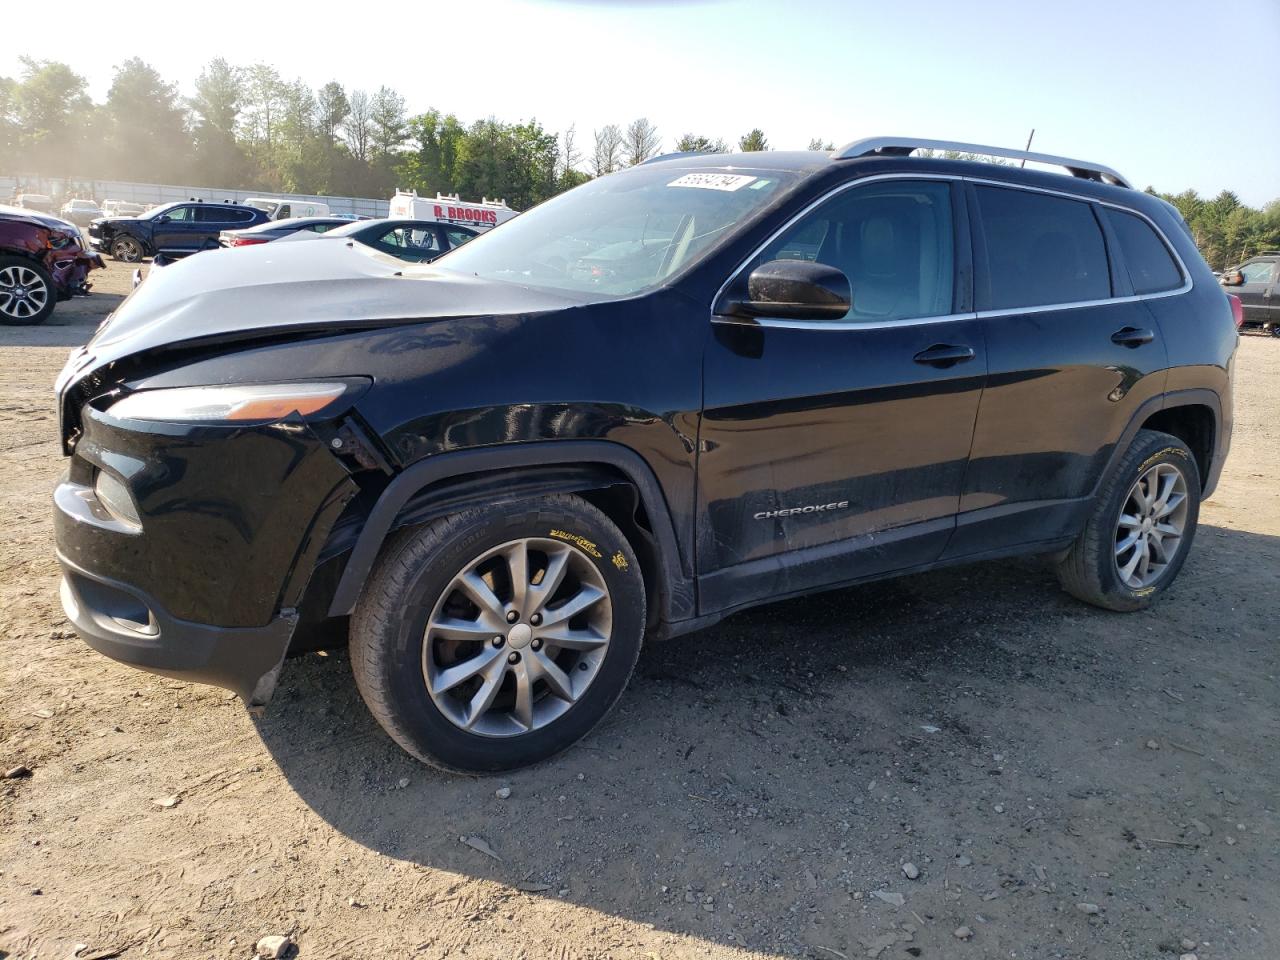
(53, 398, 357, 704)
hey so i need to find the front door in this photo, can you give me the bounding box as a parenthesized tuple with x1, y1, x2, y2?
(948, 183, 1173, 557)
(152, 205, 197, 253)
(698, 177, 985, 612)
(1232, 259, 1277, 326)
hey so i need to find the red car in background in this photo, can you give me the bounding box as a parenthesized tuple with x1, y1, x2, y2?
(0, 204, 103, 325)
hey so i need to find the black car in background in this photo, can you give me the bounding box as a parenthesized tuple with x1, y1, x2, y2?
(88, 200, 270, 263)
(1220, 252, 1279, 334)
(54, 138, 1235, 772)
(279, 217, 479, 262)
(219, 216, 353, 248)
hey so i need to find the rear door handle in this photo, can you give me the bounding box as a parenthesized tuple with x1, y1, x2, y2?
(913, 343, 975, 367)
(1111, 326, 1155, 347)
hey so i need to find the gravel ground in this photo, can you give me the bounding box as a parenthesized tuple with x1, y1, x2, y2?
(1, 261, 1277, 960)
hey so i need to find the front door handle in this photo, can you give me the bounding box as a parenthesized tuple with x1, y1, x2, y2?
(913, 343, 975, 367)
(1111, 326, 1155, 347)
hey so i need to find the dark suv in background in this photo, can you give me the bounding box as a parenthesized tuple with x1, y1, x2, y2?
(1221, 252, 1279, 334)
(88, 200, 269, 263)
(54, 137, 1235, 771)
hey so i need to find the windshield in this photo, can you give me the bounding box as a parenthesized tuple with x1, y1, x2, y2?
(433, 165, 799, 297)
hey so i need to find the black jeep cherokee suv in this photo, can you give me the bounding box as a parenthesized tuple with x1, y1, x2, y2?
(88, 200, 269, 263)
(54, 137, 1235, 771)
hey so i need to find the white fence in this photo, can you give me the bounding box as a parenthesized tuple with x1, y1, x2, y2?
(1, 174, 389, 219)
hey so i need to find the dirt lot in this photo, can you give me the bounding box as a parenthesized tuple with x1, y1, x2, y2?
(1, 261, 1277, 960)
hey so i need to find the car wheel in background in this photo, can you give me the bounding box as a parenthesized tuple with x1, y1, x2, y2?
(350, 494, 646, 772)
(1057, 429, 1201, 611)
(110, 236, 144, 263)
(0, 256, 56, 325)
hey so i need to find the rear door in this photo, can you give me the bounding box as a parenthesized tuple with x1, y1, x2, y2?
(948, 183, 1174, 557)
(699, 176, 986, 611)
(195, 206, 254, 250)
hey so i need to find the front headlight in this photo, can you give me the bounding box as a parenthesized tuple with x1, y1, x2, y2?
(106, 382, 352, 423)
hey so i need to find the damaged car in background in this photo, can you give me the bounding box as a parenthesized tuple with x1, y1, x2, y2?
(0, 204, 103, 325)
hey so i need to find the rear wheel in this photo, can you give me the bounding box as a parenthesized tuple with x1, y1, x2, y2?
(0, 257, 55, 325)
(350, 494, 645, 772)
(110, 235, 144, 263)
(1057, 429, 1200, 611)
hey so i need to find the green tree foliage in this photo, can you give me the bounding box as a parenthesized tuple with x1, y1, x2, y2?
(103, 59, 189, 182)
(1147, 187, 1280, 270)
(10, 58, 91, 176)
(189, 59, 248, 186)
(1, 55, 1275, 250)
(807, 137, 835, 151)
(674, 133, 727, 153)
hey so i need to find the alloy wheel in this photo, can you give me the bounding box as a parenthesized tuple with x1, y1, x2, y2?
(0, 265, 50, 322)
(1114, 462, 1189, 589)
(423, 537, 613, 737)
(113, 238, 142, 262)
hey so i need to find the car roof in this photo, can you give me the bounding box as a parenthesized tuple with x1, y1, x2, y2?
(0, 203, 76, 230)
(240, 216, 348, 232)
(640, 144, 1147, 208)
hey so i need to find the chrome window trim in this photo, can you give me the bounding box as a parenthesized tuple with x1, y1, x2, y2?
(711, 172, 1192, 332)
(715, 311, 980, 332)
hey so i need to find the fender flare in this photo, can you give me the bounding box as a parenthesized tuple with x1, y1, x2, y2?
(326, 440, 694, 623)
(1094, 388, 1223, 500)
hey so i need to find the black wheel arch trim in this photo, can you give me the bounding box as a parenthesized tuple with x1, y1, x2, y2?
(1096, 388, 1224, 501)
(325, 440, 695, 625)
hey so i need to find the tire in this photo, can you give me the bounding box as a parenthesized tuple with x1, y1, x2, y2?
(0, 256, 56, 326)
(110, 235, 145, 263)
(1057, 429, 1201, 611)
(350, 494, 646, 772)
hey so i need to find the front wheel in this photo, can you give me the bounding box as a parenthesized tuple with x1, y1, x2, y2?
(110, 235, 144, 263)
(350, 494, 645, 772)
(1057, 429, 1201, 611)
(0, 256, 56, 325)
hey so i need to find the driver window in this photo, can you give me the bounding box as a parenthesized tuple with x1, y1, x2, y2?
(752, 180, 955, 323)
(164, 206, 192, 222)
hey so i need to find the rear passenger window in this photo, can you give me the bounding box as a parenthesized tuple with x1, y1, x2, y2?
(1105, 208, 1182, 294)
(753, 180, 955, 323)
(976, 186, 1110, 310)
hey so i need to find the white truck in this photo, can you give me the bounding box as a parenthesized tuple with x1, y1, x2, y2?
(244, 197, 332, 220)
(388, 191, 517, 231)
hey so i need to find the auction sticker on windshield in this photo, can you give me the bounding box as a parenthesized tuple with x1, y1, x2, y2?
(668, 173, 757, 191)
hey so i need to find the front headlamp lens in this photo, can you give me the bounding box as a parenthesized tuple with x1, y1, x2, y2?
(106, 382, 350, 423)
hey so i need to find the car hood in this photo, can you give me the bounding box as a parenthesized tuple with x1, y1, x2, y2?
(85, 235, 584, 364)
(0, 203, 78, 232)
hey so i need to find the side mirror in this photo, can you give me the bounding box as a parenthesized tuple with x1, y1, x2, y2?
(1220, 271, 1244, 287)
(730, 260, 851, 321)
(154, 215, 170, 224)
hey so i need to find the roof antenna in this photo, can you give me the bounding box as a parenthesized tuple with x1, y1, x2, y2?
(1020, 128, 1035, 167)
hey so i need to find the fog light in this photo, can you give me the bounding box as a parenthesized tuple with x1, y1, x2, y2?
(94, 470, 141, 528)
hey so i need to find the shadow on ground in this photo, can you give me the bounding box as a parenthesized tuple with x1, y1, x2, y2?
(252, 524, 1279, 957)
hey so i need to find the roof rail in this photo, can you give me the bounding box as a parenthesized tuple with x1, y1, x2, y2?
(832, 136, 1131, 188)
(639, 150, 712, 166)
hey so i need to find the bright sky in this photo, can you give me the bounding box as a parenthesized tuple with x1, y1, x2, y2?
(6, 0, 1278, 205)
